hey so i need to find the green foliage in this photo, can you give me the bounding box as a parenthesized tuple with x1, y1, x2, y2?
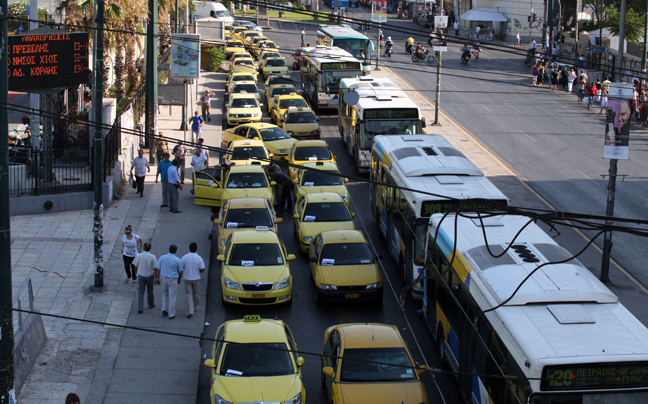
(8, 1, 49, 31)
(206, 47, 226, 71)
(158, 70, 168, 84)
(604, 8, 644, 45)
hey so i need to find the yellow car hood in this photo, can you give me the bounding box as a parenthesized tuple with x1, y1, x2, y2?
(297, 185, 346, 198)
(216, 374, 303, 403)
(315, 263, 380, 286)
(284, 122, 319, 133)
(338, 380, 426, 404)
(266, 138, 297, 153)
(300, 221, 355, 238)
(224, 264, 290, 284)
(223, 188, 272, 201)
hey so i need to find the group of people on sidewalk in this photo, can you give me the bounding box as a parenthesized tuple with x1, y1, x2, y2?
(122, 230, 206, 319)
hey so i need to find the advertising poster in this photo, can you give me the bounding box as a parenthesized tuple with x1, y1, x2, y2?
(121, 106, 134, 150)
(604, 100, 630, 160)
(171, 34, 200, 78)
(433, 16, 448, 51)
(372, 0, 387, 22)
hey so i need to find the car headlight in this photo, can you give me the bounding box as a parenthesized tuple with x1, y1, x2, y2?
(279, 113, 285, 120)
(221, 238, 226, 247)
(224, 277, 241, 290)
(366, 282, 382, 289)
(252, 113, 261, 117)
(228, 114, 236, 118)
(275, 277, 290, 290)
(302, 236, 312, 243)
(319, 283, 337, 290)
(309, 129, 320, 136)
(287, 131, 295, 136)
(214, 395, 233, 404)
(291, 167, 298, 174)
(276, 148, 289, 154)
(341, 193, 348, 201)
(285, 392, 302, 404)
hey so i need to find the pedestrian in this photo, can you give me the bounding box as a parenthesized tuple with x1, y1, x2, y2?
(559, 66, 568, 89)
(595, 78, 602, 102)
(129, 149, 150, 197)
(260, 41, 267, 52)
(544, 33, 549, 50)
(242, 3, 247, 14)
(576, 74, 587, 102)
(191, 148, 208, 172)
(65, 393, 81, 404)
(168, 159, 183, 213)
(580, 70, 589, 85)
(475, 25, 480, 40)
(132, 242, 158, 313)
(200, 89, 215, 122)
(196, 138, 210, 163)
(529, 37, 537, 51)
(537, 63, 545, 86)
(567, 67, 577, 93)
(531, 63, 539, 86)
(599, 85, 608, 114)
(157, 244, 183, 320)
(181, 242, 205, 318)
(154, 132, 169, 164)
(270, 169, 293, 211)
(515, 31, 520, 46)
(453, 20, 460, 37)
(122, 225, 143, 284)
(602, 76, 611, 95)
(301, 27, 305, 46)
(586, 82, 597, 109)
(188, 111, 204, 144)
(172, 140, 187, 184)
(155, 152, 173, 208)
(550, 67, 558, 92)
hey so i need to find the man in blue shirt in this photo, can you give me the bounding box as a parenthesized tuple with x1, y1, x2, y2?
(157, 244, 184, 319)
(188, 111, 204, 144)
(167, 159, 184, 213)
(155, 152, 173, 207)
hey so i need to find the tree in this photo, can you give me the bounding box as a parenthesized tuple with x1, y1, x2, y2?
(604, 7, 644, 45)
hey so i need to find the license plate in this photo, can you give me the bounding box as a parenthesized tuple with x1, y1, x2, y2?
(345, 294, 359, 299)
(251, 293, 265, 298)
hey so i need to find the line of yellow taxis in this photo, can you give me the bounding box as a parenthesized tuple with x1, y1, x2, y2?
(201, 34, 430, 404)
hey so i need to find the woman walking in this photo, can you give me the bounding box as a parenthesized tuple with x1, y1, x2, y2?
(532, 63, 539, 86)
(599, 85, 608, 114)
(537, 64, 545, 86)
(586, 82, 597, 109)
(122, 225, 143, 284)
(576, 74, 587, 102)
(567, 67, 576, 93)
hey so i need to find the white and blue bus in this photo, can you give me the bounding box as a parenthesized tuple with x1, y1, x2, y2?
(316, 24, 373, 75)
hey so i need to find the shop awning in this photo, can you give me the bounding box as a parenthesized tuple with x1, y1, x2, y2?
(460, 8, 507, 22)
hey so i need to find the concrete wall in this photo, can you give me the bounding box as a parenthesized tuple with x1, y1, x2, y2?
(14, 314, 47, 393)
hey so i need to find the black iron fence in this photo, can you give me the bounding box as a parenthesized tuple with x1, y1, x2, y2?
(9, 147, 93, 196)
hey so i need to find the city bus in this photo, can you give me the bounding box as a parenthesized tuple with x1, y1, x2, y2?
(316, 24, 373, 74)
(424, 212, 648, 403)
(370, 135, 509, 299)
(339, 76, 425, 173)
(300, 46, 362, 109)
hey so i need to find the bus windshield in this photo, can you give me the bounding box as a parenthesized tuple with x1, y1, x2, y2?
(318, 71, 362, 93)
(532, 392, 648, 404)
(334, 38, 370, 62)
(360, 120, 420, 148)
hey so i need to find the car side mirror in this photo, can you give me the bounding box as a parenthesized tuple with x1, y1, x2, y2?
(297, 357, 305, 367)
(292, 178, 298, 184)
(287, 254, 296, 261)
(421, 117, 427, 128)
(293, 213, 300, 219)
(309, 256, 317, 263)
(322, 367, 335, 377)
(275, 217, 283, 223)
(204, 359, 216, 368)
(271, 181, 277, 186)
(416, 364, 429, 375)
(217, 254, 225, 261)
(259, 103, 264, 107)
(268, 153, 274, 158)
(351, 213, 356, 218)
(343, 178, 348, 183)
(214, 218, 221, 225)
(210, 183, 219, 188)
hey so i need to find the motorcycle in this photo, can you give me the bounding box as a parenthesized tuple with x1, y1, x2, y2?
(461, 49, 471, 64)
(472, 43, 481, 60)
(412, 49, 434, 63)
(405, 42, 413, 55)
(384, 42, 393, 57)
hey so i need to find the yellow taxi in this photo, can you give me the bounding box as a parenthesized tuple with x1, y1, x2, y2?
(287, 139, 337, 179)
(265, 84, 298, 110)
(224, 23, 233, 32)
(321, 323, 429, 404)
(230, 57, 257, 72)
(226, 72, 258, 93)
(226, 93, 262, 127)
(225, 34, 233, 42)
(204, 315, 306, 404)
(265, 73, 293, 89)
(293, 192, 356, 253)
(230, 51, 254, 63)
(223, 123, 297, 162)
(309, 230, 383, 304)
(224, 139, 272, 166)
(259, 51, 282, 67)
(232, 26, 248, 40)
(193, 163, 275, 208)
(252, 40, 280, 59)
(242, 30, 261, 49)
(270, 94, 310, 126)
(260, 57, 290, 79)
(292, 162, 349, 206)
(225, 40, 247, 58)
(218, 230, 295, 305)
(214, 197, 282, 254)
(230, 81, 261, 102)
(250, 36, 270, 56)
(282, 107, 320, 139)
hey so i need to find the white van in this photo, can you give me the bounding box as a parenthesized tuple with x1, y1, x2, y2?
(192, 1, 234, 23)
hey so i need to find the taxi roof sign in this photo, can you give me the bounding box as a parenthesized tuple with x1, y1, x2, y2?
(243, 315, 261, 322)
(255, 225, 269, 231)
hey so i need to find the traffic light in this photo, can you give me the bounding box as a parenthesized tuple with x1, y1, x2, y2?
(556, 32, 562, 43)
(533, 13, 537, 22)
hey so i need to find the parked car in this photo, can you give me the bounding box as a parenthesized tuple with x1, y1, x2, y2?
(418, 14, 435, 28)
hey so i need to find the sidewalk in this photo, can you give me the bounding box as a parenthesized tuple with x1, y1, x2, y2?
(12, 71, 226, 403)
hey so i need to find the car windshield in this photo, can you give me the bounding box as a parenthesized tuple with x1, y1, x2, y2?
(232, 75, 255, 82)
(303, 202, 350, 222)
(259, 127, 289, 141)
(301, 170, 343, 185)
(233, 84, 258, 94)
(266, 42, 277, 49)
(228, 243, 284, 266)
(279, 98, 308, 110)
(245, 32, 260, 38)
(268, 77, 293, 86)
(320, 243, 373, 265)
(266, 59, 286, 67)
(254, 37, 267, 44)
(228, 41, 244, 47)
(272, 88, 295, 97)
(230, 98, 258, 108)
(215, 9, 231, 17)
(223, 208, 273, 228)
(219, 343, 294, 376)
(293, 146, 331, 161)
(226, 172, 268, 188)
(285, 112, 317, 123)
(234, 60, 254, 66)
(262, 53, 281, 61)
(231, 146, 267, 160)
(340, 348, 416, 382)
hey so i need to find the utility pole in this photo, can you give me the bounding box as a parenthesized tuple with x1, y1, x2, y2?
(175, 0, 179, 33)
(375, 26, 381, 71)
(433, 51, 442, 125)
(616, 0, 627, 81)
(145, 0, 159, 149)
(91, 0, 106, 291)
(0, 0, 15, 402)
(641, 0, 647, 76)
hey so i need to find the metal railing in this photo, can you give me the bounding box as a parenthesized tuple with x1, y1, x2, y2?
(12, 278, 35, 332)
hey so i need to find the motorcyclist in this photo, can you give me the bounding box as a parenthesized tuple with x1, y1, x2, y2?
(384, 36, 393, 56)
(472, 41, 481, 58)
(461, 43, 471, 61)
(405, 35, 414, 54)
(427, 29, 435, 46)
(414, 42, 425, 59)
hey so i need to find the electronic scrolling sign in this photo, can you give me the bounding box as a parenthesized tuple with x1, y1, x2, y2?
(8, 32, 90, 91)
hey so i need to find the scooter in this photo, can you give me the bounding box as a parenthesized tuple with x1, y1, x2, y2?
(461, 49, 471, 64)
(384, 42, 393, 57)
(412, 49, 430, 62)
(472, 44, 481, 60)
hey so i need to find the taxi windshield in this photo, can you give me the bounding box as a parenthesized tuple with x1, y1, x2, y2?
(266, 42, 277, 49)
(226, 172, 268, 188)
(231, 146, 266, 160)
(268, 77, 293, 86)
(293, 146, 331, 161)
(233, 84, 258, 93)
(286, 112, 317, 124)
(223, 208, 273, 228)
(339, 348, 416, 382)
(228, 243, 284, 266)
(303, 202, 350, 222)
(230, 98, 258, 108)
(279, 98, 308, 110)
(266, 59, 286, 67)
(262, 52, 280, 60)
(245, 32, 260, 38)
(232, 75, 255, 82)
(227, 41, 244, 47)
(272, 87, 295, 97)
(234, 60, 254, 66)
(301, 170, 343, 185)
(259, 127, 289, 141)
(219, 343, 294, 376)
(320, 243, 373, 265)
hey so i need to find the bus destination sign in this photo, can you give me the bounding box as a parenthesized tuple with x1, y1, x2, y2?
(321, 61, 362, 71)
(8, 32, 90, 91)
(542, 363, 648, 391)
(420, 200, 506, 217)
(364, 108, 419, 120)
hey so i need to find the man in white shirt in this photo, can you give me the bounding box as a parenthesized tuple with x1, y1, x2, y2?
(453, 21, 460, 37)
(191, 148, 208, 171)
(132, 242, 158, 313)
(130, 149, 150, 197)
(167, 159, 183, 213)
(475, 25, 481, 40)
(181, 242, 205, 318)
